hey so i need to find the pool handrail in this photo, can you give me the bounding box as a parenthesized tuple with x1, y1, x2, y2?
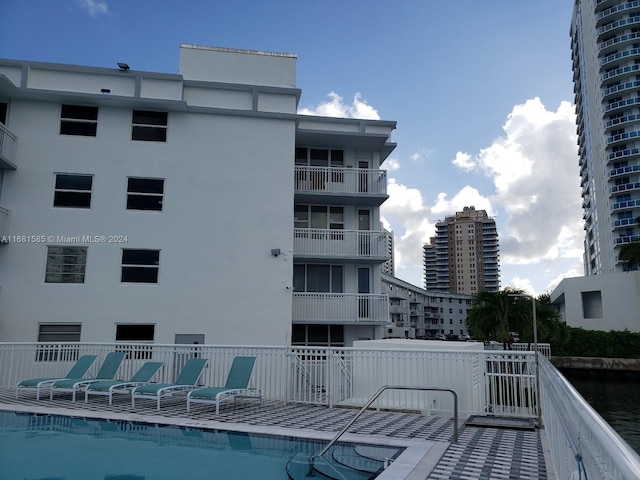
(308, 385, 458, 476)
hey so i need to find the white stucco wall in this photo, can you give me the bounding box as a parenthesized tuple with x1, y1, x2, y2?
(550, 272, 640, 332)
(0, 94, 295, 345)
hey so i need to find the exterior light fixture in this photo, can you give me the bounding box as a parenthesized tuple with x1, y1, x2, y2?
(117, 63, 130, 71)
(271, 249, 281, 257)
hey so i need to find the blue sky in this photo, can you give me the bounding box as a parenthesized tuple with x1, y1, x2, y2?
(0, 0, 580, 295)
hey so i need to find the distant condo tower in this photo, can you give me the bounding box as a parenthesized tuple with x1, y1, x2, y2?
(423, 207, 500, 295)
(571, 1, 640, 274)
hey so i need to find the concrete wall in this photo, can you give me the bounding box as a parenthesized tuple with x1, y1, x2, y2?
(550, 272, 640, 332)
(0, 68, 296, 345)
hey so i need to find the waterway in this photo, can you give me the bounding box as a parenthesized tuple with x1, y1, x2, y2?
(561, 369, 640, 454)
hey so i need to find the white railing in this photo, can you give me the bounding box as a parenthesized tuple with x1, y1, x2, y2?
(293, 229, 390, 259)
(4, 342, 640, 478)
(292, 293, 389, 324)
(539, 355, 640, 480)
(0, 123, 17, 168)
(484, 342, 552, 358)
(294, 166, 387, 196)
(0, 343, 290, 401)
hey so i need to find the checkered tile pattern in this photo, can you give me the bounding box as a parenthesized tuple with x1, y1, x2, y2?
(1, 388, 549, 479)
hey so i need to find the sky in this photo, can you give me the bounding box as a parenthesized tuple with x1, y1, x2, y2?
(0, 0, 580, 296)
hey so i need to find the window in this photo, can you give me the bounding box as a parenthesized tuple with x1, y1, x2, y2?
(60, 104, 98, 136)
(293, 264, 343, 292)
(53, 174, 92, 208)
(45, 246, 88, 283)
(116, 324, 155, 341)
(127, 178, 164, 211)
(295, 147, 344, 167)
(294, 205, 343, 229)
(38, 324, 81, 342)
(292, 324, 344, 347)
(132, 110, 167, 142)
(36, 324, 81, 361)
(121, 249, 160, 283)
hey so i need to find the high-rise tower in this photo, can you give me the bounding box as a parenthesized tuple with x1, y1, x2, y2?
(423, 207, 500, 295)
(571, 0, 640, 274)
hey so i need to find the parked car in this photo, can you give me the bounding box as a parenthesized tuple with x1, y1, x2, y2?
(509, 332, 520, 343)
(436, 334, 447, 341)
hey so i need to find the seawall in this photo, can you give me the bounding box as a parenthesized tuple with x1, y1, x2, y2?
(551, 356, 640, 372)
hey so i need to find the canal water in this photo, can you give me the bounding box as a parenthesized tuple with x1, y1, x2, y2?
(561, 369, 640, 454)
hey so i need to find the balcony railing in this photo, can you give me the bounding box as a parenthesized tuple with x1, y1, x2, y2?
(0, 206, 8, 241)
(293, 229, 389, 261)
(292, 292, 389, 324)
(0, 123, 17, 170)
(294, 166, 387, 197)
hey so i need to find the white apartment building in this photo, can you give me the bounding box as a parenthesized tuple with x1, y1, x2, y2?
(550, 1, 640, 331)
(382, 274, 473, 339)
(0, 45, 396, 347)
(423, 207, 500, 295)
(571, 0, 640, 274)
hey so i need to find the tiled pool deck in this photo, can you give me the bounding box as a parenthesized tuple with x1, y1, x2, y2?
(0, 388, 554, 479)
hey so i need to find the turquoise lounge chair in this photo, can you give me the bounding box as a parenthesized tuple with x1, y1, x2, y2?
(131, 358, 208, 410)
(16, 354, 98, 400)
(187, 356, 261, 414)
(85, 361, 164, 405)
(49, 352, 127, 401)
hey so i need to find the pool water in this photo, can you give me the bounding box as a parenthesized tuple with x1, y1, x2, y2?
(0, 411, 401, 480)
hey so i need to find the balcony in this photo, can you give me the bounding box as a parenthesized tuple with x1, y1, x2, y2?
(294, 167, 387, 206)
(0, 123, 17, 170)
(616, 234, 640, 244)
(293, 229, 389, 263)
(612, 199, 640, 211)
(597, 1, 640, 26)
(292, 293, 389, 325)
(613, 217, 638, 228)
(610, 164, 640, 177)
(611, 182, 640, 195)
(598, 15, 640, 40)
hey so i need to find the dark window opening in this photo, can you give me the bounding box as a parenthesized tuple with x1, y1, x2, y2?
(127, 178, 164, 211)
(60, 105, 98, 136)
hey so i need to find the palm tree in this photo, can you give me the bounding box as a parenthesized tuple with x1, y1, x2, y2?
(465, 288, 528, 343)
(465, 289, 565, 345)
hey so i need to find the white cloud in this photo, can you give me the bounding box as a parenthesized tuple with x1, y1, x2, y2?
(452, 151, 475, 171)
(77, 0, 108, 16)
(385, 157, 401, 171)
(383, 97, 582, 296)
(458, 98, 582, 265)
(298, 92, 380, 120)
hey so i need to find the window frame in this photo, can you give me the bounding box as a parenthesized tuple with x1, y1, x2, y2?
(45, 245, 88, 284)
(126, 177, 165, 211)
(53, 173, 93, 209)
(60, 104, 98, 137)
(121, 248, 160, 284)
(36, 324, 82, 362)
(131, 110, 168, 142)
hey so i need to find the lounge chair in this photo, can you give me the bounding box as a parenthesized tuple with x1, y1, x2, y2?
(48, 352, 127, 401)
(187, 356, 261, 414)
(85, 361, 164, 404)
(16, 354, 99, 400)
(131, 358, 208, 410)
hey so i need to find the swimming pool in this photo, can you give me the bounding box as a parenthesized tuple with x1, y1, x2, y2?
(0, 411, 403, 480)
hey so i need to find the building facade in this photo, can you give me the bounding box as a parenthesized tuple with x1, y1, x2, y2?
(0, 45, 396, 347)
(571, 0, 640, 274)
(423, 206, 500, 295)
(382, 274, 473, 339)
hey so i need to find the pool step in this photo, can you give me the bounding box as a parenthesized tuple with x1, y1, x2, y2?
(286, 445, 398, 480)
(331, 445, 397, 473)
